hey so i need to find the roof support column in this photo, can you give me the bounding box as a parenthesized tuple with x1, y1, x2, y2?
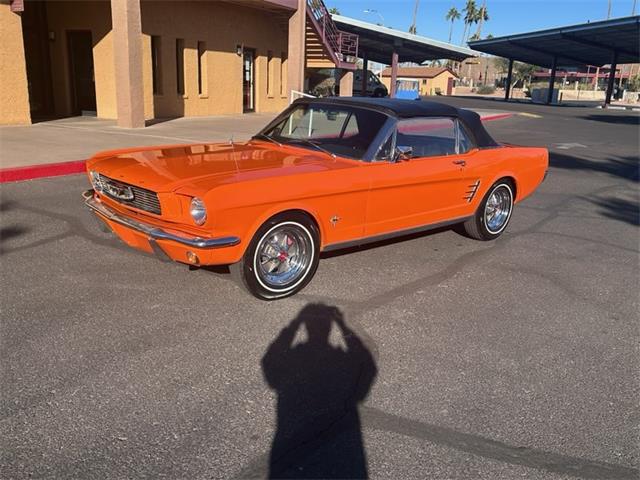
(111, 0, 145, 128)
(604, 50, 618, 107)
(287, 0, 306, 100)
(546, 56, 557, 105)
(390, 51, 399, 98)
(504, 58, 513, 101)
(361, 50, 368, 96)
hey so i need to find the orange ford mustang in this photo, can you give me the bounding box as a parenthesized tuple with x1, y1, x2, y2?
(83, 98, 548, 300)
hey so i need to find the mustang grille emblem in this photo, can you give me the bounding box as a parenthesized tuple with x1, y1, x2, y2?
(104, 180, 134, 201)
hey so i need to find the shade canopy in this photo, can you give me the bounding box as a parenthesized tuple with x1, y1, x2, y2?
(331, 14, 478, 64)
(469, 16, 640, 68)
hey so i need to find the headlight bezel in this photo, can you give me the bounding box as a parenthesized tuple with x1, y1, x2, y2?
(89, 170, 103, 192)
(189, 197, 207, 225)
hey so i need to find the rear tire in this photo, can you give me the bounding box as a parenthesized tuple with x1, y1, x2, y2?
(230, 212, 320, 300)
(463, 180, 514, 240)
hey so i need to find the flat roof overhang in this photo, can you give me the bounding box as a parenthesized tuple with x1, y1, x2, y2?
(332, 14, 479, 64)
(468, 15, 640, 68)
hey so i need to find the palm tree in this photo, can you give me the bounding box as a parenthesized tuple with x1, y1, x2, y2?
(446, 7, 461, 43)
(461, 0, 477, 44)
(473, 1, 489, 39)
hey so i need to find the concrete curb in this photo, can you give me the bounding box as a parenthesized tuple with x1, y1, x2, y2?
(0, 113, 515, 184)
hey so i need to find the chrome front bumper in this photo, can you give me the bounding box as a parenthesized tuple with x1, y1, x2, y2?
(83, 190, 240, 249)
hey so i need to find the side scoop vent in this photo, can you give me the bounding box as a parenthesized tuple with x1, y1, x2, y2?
(464, 180, 481, 202)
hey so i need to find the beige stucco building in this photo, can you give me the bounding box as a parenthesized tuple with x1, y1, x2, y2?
(1, 0, 357, 127)
(380, 66, 458, 96)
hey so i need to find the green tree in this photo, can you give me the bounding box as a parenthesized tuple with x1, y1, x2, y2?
(445, 7, 461, 43)
(328, 7, 340, 15)
(493, 57, 537, 90)
(461, 0, 477, 44)
(628, 74, 640, 92)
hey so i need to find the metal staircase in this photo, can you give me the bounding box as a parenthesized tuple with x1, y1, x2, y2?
(305, 0, 358, 69)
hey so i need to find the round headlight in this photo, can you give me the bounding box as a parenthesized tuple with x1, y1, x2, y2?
(89, 171, 103, 192)
(190, 197, 207, 225)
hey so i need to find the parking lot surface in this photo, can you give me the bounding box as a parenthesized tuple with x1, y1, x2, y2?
(1, 101, 638, 479)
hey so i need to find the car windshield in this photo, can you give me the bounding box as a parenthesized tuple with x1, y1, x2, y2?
(260, 104, 388, 160)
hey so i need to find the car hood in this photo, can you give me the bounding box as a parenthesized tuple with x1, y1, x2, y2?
(88, 141, 351, 194)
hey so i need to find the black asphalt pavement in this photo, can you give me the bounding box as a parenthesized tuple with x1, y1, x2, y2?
(1, 100, 639, 479)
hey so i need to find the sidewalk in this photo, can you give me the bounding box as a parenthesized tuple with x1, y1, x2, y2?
(0, 108, 511, 181)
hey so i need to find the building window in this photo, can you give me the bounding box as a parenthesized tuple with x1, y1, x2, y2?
(151, 36, 162, 95)
(280, 52, 287, 97)
(176, 38, 184, 95)
(422, 79, 427, 85)
(197, 41, 207, 95)
(267, 51, 274, 97)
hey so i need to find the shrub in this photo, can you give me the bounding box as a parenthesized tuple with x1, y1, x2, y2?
(476, 85, 495, 95)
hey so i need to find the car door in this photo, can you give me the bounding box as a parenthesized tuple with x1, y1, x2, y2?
(364, 116, 477, 237)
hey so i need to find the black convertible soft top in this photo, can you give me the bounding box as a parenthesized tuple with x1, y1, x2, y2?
(293, 97, 499, 148)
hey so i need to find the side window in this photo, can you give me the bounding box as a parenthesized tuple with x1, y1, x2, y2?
(457, 120, 475, 154)
(396, 117, 457, 158)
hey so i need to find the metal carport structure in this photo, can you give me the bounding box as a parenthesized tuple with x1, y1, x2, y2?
(468, 16, 640, 106)
(331, 15, 478, 97)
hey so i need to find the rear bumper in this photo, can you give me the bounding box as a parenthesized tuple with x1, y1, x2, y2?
(83, 189, 241, 264)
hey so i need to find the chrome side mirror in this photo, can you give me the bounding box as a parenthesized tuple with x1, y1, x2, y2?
(394, 146, 413, 162)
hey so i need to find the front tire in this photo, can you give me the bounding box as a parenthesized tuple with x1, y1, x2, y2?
(231, 213, 320, 300)
(463, 181, 514, 240)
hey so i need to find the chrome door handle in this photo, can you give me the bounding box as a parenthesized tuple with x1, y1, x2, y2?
(453, 160, 466, 166)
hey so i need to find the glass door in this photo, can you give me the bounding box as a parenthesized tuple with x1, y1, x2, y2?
(243, 48, 255, 112)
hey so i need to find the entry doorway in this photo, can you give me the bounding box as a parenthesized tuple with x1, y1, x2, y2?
(243, 48, 255, 112)
(21, 1, 54, 119)
(67, 31, 96, 115)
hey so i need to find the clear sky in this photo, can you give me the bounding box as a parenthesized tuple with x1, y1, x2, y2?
(327, 0, 638, 44)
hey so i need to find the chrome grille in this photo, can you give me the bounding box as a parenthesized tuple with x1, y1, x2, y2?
(97, 174, 162, 215)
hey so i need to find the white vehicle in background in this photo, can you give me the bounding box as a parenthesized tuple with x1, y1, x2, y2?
(353, 69, 388, 97)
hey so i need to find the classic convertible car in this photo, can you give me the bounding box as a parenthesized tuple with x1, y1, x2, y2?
(83, 98, 548, 299)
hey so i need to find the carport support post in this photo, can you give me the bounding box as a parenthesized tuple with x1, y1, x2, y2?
(339, 70, 354, 97)
(546, 56, 557, 105)
(361, 50, 368, 96)
(111, 0, 145, 128)
(390, 51, 399, 98)
(604, 50, 618, 107)
(504, 58, 513, 101)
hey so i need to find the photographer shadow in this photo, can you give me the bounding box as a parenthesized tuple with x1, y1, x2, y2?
(262, 304, 377, 479)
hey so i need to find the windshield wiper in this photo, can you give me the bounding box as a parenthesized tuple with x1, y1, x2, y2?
(251, 133, 282, 147)
(286, 136, 336, 158)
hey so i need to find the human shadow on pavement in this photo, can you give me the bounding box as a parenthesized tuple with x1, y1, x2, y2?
(262, 304, 377, 479)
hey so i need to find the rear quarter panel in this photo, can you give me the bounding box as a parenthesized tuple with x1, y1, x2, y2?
(467, 145, 548, 210)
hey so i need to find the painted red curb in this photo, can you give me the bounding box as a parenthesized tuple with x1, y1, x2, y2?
(0, 159, 86, 183)
(480, 113, 514, 122)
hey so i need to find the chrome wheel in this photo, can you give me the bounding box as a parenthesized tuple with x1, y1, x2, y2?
(484, 184, 513, 234)
(254, 222, 314, 292)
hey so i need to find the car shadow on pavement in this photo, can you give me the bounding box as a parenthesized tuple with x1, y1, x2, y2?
(261, 303, 377, 479)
